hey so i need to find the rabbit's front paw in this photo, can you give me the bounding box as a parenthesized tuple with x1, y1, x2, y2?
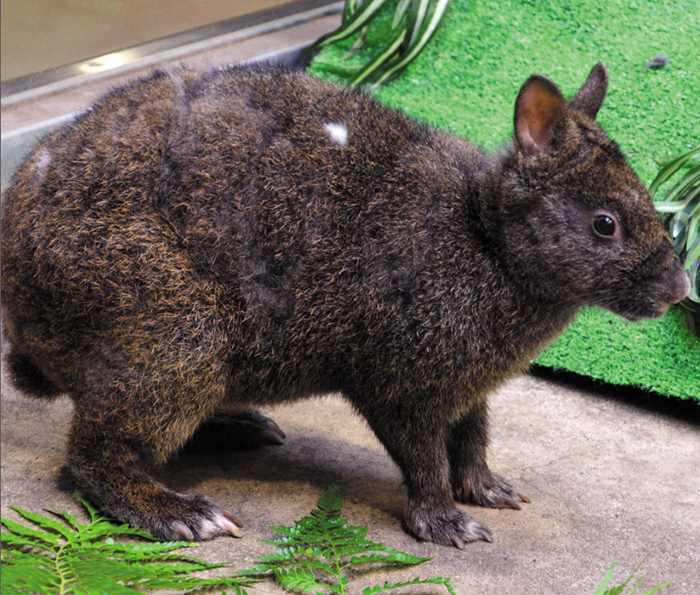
(134, 492, 243, 542)
(456, 473, 530, 510)
(404, 505, 492, 549)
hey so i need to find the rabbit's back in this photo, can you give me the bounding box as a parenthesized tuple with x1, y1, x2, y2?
(1, 65, 493, 401)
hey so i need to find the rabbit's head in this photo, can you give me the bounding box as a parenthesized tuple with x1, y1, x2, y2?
(489, 63, 689, 320)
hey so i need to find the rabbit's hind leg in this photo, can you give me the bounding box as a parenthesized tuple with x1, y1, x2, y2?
(66, 392, 243, 541)
(63, 316, 244, 541)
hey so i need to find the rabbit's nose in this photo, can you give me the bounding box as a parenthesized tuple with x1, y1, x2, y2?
(661, 264, 691, 304)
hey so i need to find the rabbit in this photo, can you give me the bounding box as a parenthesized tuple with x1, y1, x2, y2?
(1, 62, 689, 548)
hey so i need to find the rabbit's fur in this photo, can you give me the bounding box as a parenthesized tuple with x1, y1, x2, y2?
(1, 62, 689, 547)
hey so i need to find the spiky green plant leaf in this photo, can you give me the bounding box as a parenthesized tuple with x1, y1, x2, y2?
(314, 0, 391, 48)
(651, 145, 700, 333)
(0, 492, 258, 595)
(309, 0, 453, 89)
(236, 482, 455, 594)
(593, 557, 672, 595)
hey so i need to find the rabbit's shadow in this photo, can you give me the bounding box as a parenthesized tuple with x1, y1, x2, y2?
(166, 431, 405, 519)
(57, 427, 407, 522)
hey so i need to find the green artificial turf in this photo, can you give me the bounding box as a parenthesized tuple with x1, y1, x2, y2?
(310, 0, 700, 400)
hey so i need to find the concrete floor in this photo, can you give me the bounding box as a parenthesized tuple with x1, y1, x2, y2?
(2, 348, 699, 594)
(2, 10, 700, 595)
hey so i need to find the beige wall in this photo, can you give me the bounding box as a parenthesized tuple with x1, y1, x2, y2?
(1, 0, 298, 81)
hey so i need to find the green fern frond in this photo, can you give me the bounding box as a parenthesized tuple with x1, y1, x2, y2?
(237, 481, 455, 595)
(0, 492, 258, 595)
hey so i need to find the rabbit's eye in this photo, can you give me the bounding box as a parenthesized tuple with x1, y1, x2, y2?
(593, 214, 617, 238)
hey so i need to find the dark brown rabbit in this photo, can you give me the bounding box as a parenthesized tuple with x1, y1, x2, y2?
(1, 62, 689, 548)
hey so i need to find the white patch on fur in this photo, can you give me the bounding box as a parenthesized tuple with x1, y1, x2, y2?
(35, 149, 51, 179)
(165, 66, 190, 116)
(165, 67, 184, 97)
(324, 123, 348, 146)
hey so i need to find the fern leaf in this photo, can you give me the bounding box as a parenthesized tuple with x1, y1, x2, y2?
(254, 554, 337, 576)
(9, 505, 76, 540)
(78, 522, 152, 542)
(362, 576, 456, 594)
(1, 532, 54, 553)
(1, 551, 55, 570)
(0, 564, 59, 595)
(332, 544, 386, 557)
(240, 482, 455, 595)
(48, 509, 81, 531)
(274, 567, 324, 593)
(346, 551, 431, 567)
(235, 563, 274, 576)
(1, 494, 258, 595)
(333, 523, 369, 540)
(255, 545, 313, 561)
(73, 491, 102, 523)
(314, 482, 344, 519)
(288, 559, 337, 575)
(1, 516, 62, 546)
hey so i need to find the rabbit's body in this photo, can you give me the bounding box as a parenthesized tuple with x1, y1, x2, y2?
(1, 63, 688, 547)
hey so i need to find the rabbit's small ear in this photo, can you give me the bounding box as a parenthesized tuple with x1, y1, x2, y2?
(570, 62, 608, 120)
(514, 75, 566, 156)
